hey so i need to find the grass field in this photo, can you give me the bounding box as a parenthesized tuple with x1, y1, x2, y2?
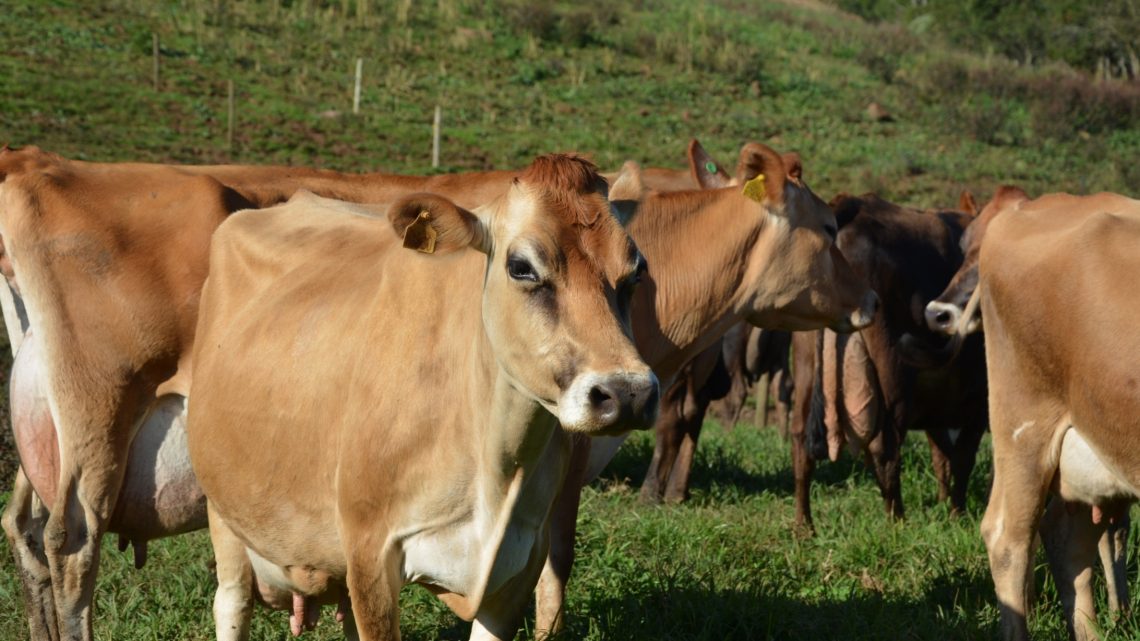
(2, 0, 1139, 639)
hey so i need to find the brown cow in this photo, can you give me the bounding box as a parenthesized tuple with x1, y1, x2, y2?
(188, 155, 659, 641)
(930, 188, 1135, 638)
(534, 140, 879, 636)
(790, 194, 988, 531)
(0, 147, 534, 641)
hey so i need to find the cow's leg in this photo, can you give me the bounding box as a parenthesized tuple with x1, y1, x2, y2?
(789, 332, 816, 533)
(207, 501, 254, 641)
(1099, 512, 1130, 614)
(476, 533, 549, 641)
(753, 371, 771, 428)
(663, 386, 710, 503)
(926, 431, 954, 504)
(345, 541, 400, 641)
(865, 427, 904, 520)
(982, 432, 1052, 641)
(638, 380, 685, 504)
(535, 436, 590, 639)
(949, 424, 985, 516)
(772, 368, 792, 438)
(1041, 500, 1103, 641)
(2, 468, 60, 641)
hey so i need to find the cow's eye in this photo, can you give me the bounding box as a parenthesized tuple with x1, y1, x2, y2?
(507, 256, 539, 282)
(633, 257, 648, 285)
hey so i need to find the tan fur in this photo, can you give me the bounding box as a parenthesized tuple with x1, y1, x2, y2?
(188, 156, 657, 640)
(534, 141, 878, 637)
(978, 191, 1140, 641)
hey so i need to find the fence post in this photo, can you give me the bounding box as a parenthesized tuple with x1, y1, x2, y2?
(432, 105, 441, 168)
(353, 58, 363, 114)
(152, 33, 160, 91)
(227, 80, 235, 152)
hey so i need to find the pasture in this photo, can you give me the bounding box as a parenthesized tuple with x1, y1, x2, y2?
(2, 0, 1139, 639)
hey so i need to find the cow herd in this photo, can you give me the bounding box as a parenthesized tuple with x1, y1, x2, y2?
(0, 139, 1136, 641)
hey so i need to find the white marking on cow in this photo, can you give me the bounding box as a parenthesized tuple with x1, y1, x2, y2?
(1012, 421, 1034, 442)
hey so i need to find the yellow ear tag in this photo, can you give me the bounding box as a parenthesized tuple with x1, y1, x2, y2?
(742, 174, 766, 203)
(402, 210, 438, 254)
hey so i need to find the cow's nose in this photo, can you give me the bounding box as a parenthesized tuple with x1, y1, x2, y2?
(562, 371, 659, 434)
(588, 383, 619, 423)
(925, 301, 960, 334)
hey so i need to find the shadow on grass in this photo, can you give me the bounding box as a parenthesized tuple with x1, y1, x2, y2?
(557, 568, 999, 641)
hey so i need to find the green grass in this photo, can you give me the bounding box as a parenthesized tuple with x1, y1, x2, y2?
(2, 0, 1140, 639)
(3, 420, 1140, 640)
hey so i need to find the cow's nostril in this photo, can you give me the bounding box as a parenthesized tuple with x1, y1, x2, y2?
(588, 385, 617, 414)
(935, 310, 952, 326)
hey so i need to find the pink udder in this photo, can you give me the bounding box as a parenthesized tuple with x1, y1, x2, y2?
(11, 332, 59, 507)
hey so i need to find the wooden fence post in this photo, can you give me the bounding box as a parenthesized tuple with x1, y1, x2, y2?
(227, 80, 235, 152)
(152, 33, 160, 91)
(432, 105, 441, 168)
(353, 58, 363, 114)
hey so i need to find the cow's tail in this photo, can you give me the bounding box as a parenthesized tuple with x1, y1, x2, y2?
(804, 331, 829, 461)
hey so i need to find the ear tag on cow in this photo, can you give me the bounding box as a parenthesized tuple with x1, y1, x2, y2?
(742, 174, 766, 203)
(704, 161, 717, 174)
(403, 210, 438, 254)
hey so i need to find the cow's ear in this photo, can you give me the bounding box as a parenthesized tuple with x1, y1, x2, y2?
(958, 190, 979, 217)
(607, 161, 645, 226)
(990, 185, 1030, 212)
(735, 142, 788, 208)
(830, 193, 863, 229)
(388, 193, 488, 255)
(688, 139, 732, 189)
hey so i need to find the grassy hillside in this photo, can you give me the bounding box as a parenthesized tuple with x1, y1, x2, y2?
(1, 1, 1139, 639)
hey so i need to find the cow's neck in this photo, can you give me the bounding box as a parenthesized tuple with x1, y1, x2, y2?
(422, 317, 569, 618)
(629, 188, 766, 382)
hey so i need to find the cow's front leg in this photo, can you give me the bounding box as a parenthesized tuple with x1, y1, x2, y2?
(535, 436, 590, 639)
(477, 530, 550, 641)
(2, 467, 59, 641)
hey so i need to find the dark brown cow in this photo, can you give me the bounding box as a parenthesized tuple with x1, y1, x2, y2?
(790, 194, 988, 531)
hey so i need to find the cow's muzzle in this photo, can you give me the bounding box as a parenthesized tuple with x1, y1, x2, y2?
(559, 371, 660, 435)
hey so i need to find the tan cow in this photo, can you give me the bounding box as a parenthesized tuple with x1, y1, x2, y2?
(0, 147, 533, 641)
(534, 140, 879, 636)
(929, 189, 1140, 641)
(187, 155, 659, 640)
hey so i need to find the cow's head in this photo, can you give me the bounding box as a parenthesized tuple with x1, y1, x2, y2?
(690, 139, 878, 332)
(388, 155, 658, 435)
(926, 185, 1028, 335)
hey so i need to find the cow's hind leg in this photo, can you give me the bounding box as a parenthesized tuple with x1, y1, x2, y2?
(2, 468, 60, 641)
(207, 501, 254, 641)
(1100, 512, 1130, 615)
(981, 421, 1053, 641)
(1041, 500, 1103, 641)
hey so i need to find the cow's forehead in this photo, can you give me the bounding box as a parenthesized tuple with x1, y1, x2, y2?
(493, 183, 629, 267)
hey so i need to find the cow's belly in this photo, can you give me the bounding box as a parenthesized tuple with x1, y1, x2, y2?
(1054, 427, 1138, 505)
(110, 395, 208, 540)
